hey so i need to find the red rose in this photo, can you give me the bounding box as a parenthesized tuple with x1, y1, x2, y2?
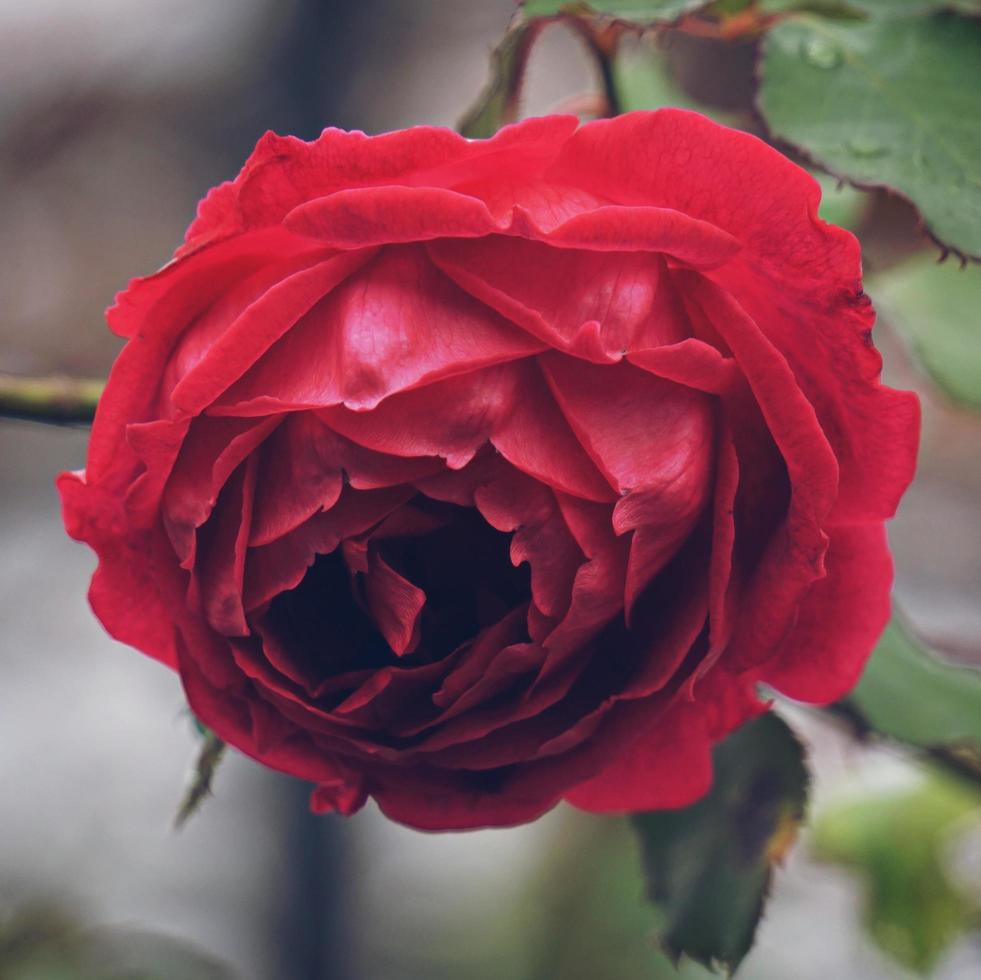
(59, 110, 918, 830)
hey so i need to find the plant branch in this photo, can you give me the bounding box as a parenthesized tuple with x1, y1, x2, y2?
(0, 373, 104, 425)
(565, 17, 624, 117)
(824, 700, 981, 790)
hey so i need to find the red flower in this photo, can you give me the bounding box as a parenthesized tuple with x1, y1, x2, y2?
(59, 111, 918, 830)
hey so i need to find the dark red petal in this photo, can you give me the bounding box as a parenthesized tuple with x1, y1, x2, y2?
(473, 467, 583, 620)
(192, 456, 257, 637)
(366, 765, 561, 831)
(178, 644, 365, 795)
(362, 551, 426, 657)
(242, 486, 414, 611)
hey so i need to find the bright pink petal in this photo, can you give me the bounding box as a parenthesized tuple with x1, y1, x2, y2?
(211, 246, 544, 414)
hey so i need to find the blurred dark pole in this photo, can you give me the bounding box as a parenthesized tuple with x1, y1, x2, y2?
(277, 779, 357, 980)
(259, 3, 391, 978)
(198, 0, 389, 179)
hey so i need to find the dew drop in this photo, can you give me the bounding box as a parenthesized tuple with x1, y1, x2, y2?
(800, 35, 842, 70)
(846, 136, 887, 158)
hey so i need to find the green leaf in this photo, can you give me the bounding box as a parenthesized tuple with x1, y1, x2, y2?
(848, 616, 981, 751)
(759, 0, 981, 16)
(870, 255, 981, 410)
(524, 818, 717, 980)
(847, 0, 981, 14)
(521, 0, 708, 22)
(632, 713, 809, 974)
(174, 729, 226, 829)
(813, 773, 981, 973)
(758, 13, 981, 258)
(0, 904, 235, 980)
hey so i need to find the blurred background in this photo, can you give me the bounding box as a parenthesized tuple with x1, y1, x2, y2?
(1, 1, 979, 978)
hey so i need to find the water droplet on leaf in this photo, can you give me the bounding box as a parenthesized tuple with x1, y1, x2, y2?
(800, 36, 841, 70)
(846, 136, 887, 158)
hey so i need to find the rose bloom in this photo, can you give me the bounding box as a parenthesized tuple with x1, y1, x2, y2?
(60, 111, 918, 830)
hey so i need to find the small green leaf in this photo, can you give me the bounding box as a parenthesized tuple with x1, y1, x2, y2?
(758, 13, 981, 258)
(632, 713, 809, 974)
(814, 172, 870, 229)
(521, 0, 708, 22)
(848, 616, 981, 752)
(813, 774, 981, 973)
(174, 729, 226, 829)
(870, 256, 981, 411)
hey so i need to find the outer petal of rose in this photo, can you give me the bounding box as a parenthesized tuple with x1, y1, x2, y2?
(184, 115, 581, 247)
(209, 246, 545, 415)
(178, 645, 367, 805)
(760, 524, 893, 704)
(564, 700, 713, 812)
(550, 108, 917, 524)
(549, 109, 844, 286)
(59, 473, 181, 669)
(364, 765, 562, 831)
(428, 239, 689, 359)
(86, 229, 312, 484)
(161, 247, 342, 397)
(713, 264, 919, 526)
(683, 274, 841, 668)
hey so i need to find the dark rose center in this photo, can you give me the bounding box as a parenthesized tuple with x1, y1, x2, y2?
(260, 498, 531, 681)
